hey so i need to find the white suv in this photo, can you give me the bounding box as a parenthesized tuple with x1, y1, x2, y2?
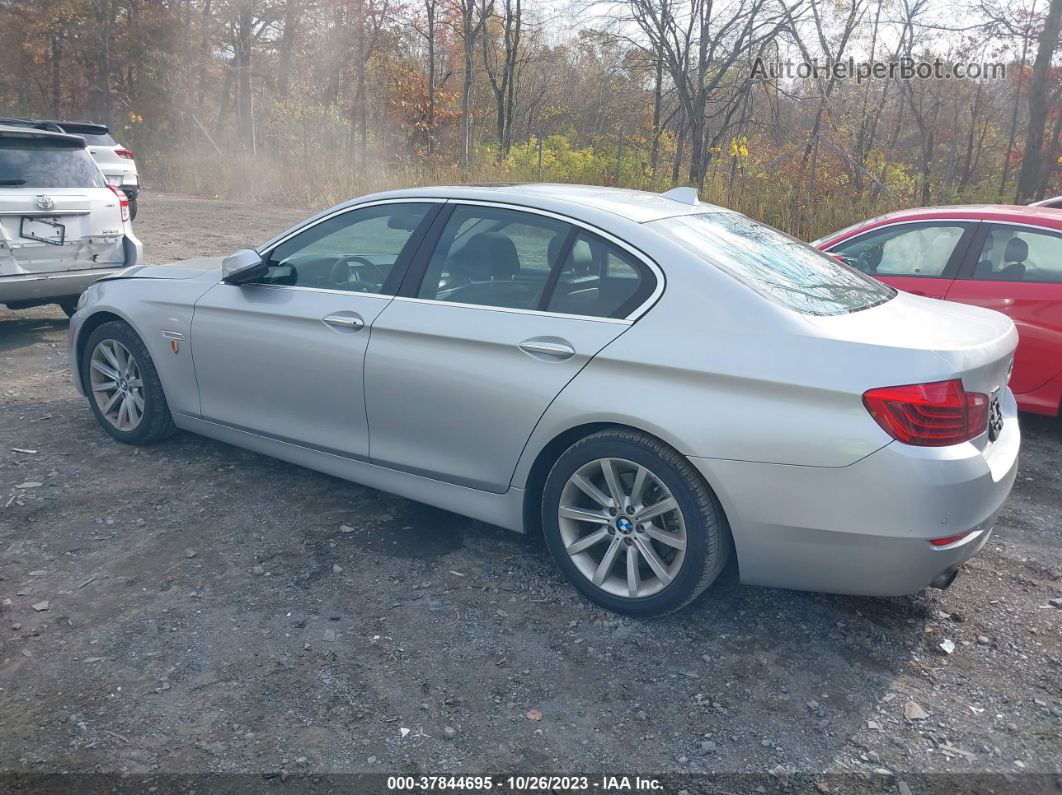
(0, 118, 141, 219)
(0, 124, 141, 316)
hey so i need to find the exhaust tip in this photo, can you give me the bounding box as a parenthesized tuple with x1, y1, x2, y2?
(930, 568, 959, 590)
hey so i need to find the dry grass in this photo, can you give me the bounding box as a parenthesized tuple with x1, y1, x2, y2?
(145, 149, 917, 241)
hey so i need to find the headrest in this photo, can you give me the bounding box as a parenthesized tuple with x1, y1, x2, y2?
(548, 234, 594, 274)
(1003, 237, 1028, 263)
(451, 232, 520, 281)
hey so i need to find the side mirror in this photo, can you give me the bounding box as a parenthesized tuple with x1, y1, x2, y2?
(222, 249, 267, 284)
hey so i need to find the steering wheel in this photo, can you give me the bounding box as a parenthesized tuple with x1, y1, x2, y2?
(329, 255, 387, 288)
(855, 244, 883, 274)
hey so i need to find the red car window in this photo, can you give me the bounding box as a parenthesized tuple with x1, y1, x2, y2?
(831, 222, 969, 278)
(968, 225, 1062, 284)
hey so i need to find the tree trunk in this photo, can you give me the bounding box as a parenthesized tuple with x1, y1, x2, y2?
(277, 0, 298, 98)
(649, 50, 663, 176)
(234, 4, 254, 149)
(672, 121, 685, 184)
(1000, 0, 1037, 199)
(1039, 96, 1062, 196)
(459, 0, 476, 169)
(1015, 0, 1062, 203)
(425, 0, 437, 154)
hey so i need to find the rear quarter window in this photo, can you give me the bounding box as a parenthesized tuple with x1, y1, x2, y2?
(0, 139, 105, 189)
(654, 211, 895, 316)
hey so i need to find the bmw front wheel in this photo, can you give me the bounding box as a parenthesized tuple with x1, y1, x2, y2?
(542, 429, 730, 616)
(82, 321, 176, 445)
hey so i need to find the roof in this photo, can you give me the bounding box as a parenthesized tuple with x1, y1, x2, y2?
(0, 124, 88, 146)
(0, 117, 108, 135)
(356, 183, 723, 223)
(867, 204, 1062, 225)
(816, 203, 1062, 246)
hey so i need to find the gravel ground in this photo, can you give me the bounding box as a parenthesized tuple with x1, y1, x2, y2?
(0, 194, 1060, 789)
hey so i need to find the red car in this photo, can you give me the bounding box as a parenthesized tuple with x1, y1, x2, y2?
(816, 205, 1062, 416)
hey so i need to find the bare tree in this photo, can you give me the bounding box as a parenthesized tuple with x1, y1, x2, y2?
(1015, 0, 1062, 201)
(481, 0, 523, 156)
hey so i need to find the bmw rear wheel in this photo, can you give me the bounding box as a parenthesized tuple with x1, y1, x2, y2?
(542, 429, 730, 616)
(82, 321, 176, 445)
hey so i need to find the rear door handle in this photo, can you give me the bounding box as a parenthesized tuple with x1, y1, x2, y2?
(322, 313, 364, 331)
(518, 338, 575, 360)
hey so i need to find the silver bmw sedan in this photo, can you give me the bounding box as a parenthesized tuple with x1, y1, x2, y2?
(68, 184, 1020, 616)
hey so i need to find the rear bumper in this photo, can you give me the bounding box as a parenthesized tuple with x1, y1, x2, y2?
(0, 267, 127, 304)
(0, 233, 141, 306)
(690, 390, 1020, 596)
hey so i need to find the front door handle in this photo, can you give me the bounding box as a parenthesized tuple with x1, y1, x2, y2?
(518, 338, 576, 360)
(322, 313, 364, 331)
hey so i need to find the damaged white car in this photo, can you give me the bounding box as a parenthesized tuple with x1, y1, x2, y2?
(0, 124, 140, 317)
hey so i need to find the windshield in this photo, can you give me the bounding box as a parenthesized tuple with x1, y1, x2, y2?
(0, 140, 105, 188)
(654, 211, 896, 316)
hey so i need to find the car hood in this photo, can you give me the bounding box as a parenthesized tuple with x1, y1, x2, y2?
(106, 256, 223, 281)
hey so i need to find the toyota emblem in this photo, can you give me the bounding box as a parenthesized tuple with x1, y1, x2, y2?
(34, 195, 55, 211)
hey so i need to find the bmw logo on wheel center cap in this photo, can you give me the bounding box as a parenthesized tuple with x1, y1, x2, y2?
(616, 516, 634, 534)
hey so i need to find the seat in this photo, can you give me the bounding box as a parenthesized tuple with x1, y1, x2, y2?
(974, 233, 995, 279)
(999, 237, 1027, 281)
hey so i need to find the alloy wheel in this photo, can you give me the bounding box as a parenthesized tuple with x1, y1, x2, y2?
(557, 457, 687, 598)
(89, 339, 145, 432)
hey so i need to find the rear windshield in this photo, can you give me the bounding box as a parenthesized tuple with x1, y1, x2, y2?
(653, 211, 896, 316)
(0, 140, 105, 189)
(73, 132, 117, 146)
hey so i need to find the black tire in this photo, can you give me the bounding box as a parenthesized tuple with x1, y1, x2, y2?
(58, 299, 79, 318)
(81, 320, 177, 445)
(541, 428, 730, 617)
(128, 196, 138, 221)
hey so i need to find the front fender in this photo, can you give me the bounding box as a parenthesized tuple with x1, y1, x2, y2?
(69, 278, 211, 416)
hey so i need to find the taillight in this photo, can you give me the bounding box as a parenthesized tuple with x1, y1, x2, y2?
(115, 148, 134, 159)
(107, 184, 130, 223)
(862, 379, 989, 447)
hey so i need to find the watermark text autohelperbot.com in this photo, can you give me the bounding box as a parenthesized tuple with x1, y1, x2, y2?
(752, 57, 1007, 83)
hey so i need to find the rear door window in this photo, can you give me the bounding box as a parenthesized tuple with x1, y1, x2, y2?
(654, 211, 894, 316)
(830, 222, 970, 277)
(415, 205, 571, 310)
(0, 139, 105, 188)
(968, 224, 1062, 283)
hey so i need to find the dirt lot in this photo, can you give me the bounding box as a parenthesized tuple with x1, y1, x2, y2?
(1, 195, 1060, 789)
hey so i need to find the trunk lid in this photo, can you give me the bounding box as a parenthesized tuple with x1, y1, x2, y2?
(807, 292, 1017, 452)
(808, 291, 1016, 392)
